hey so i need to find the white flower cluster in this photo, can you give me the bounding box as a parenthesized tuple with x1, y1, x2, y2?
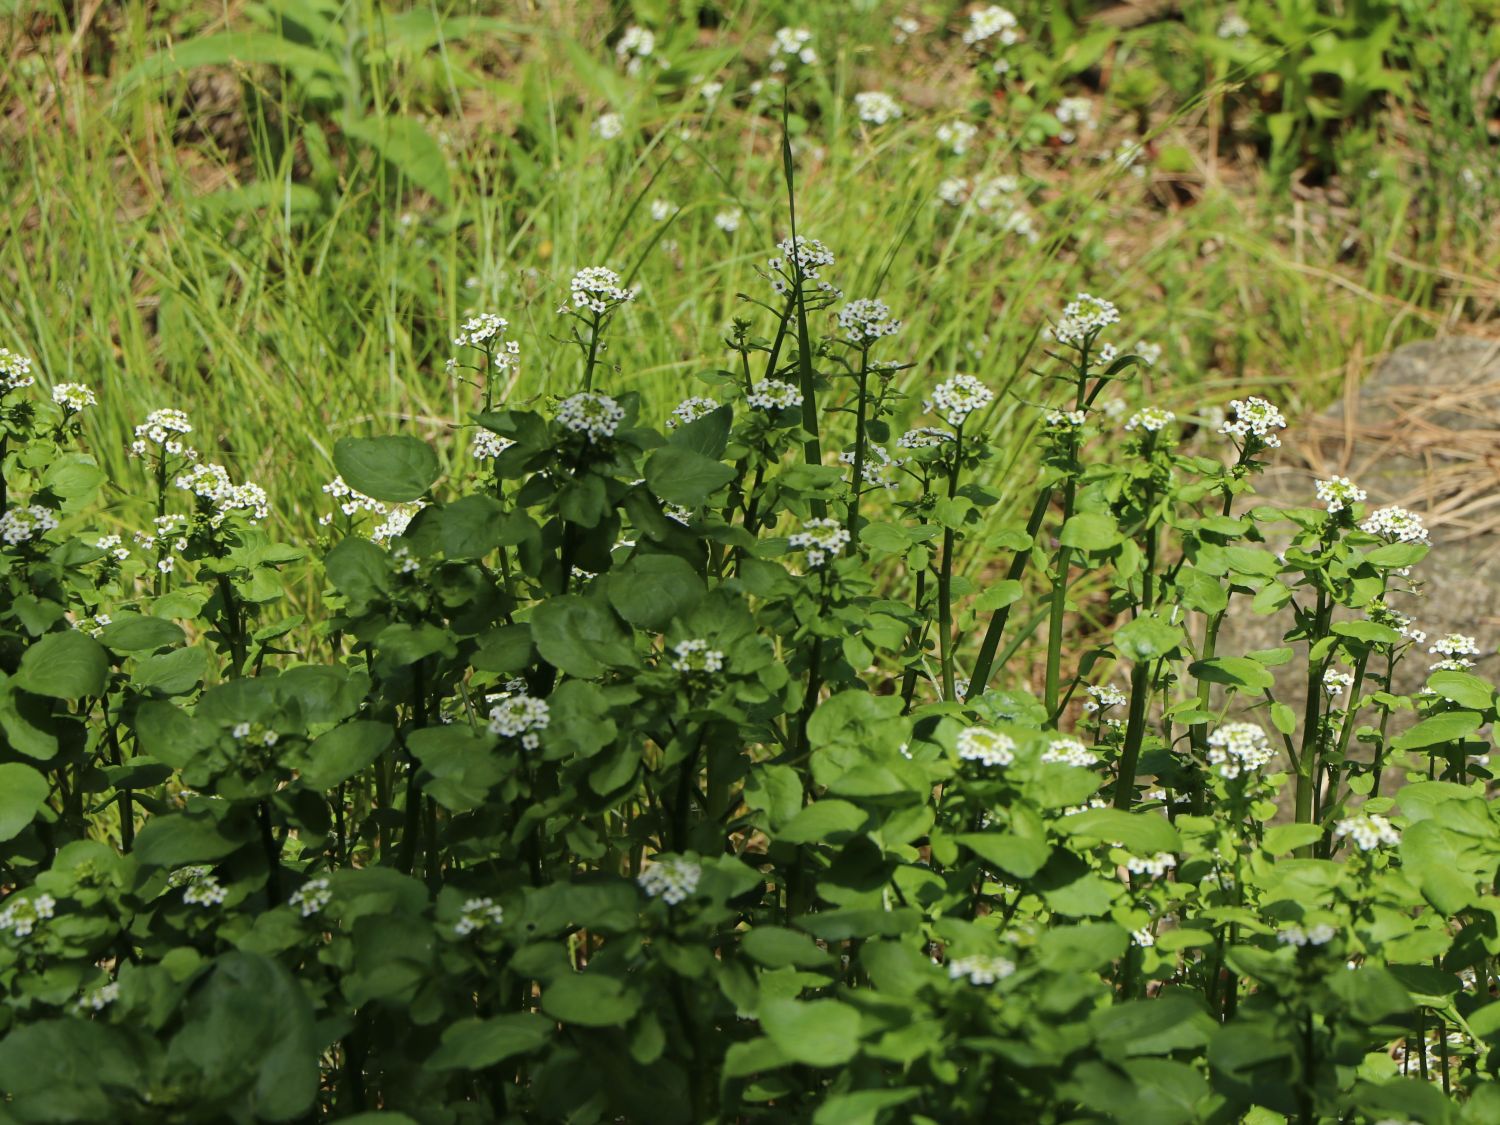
(471, 429, 514, 460)
(231, 721, 279, 749)
(1429, 632, 1480, 672)
(963, 5, 1020, 47)
(1084, 683, 1127, 714)
(768, 27, 817, 72)
(130, 408, 197, 460)
(747, 379, 803, 411)
(0, 347, 35, 392)
(487, 691, 550, 750)
(1044, 408, 1088, 430)
(1134, 340, 1163, 366)
(837, 298, 902, 344)
(768, 235, 838, 297)
(714, 208, 742, 233)
(1132, 927, 1156, 947)
(1206, 721, 1275, 779)
(169, 865, 227, 907)
(51, 383, 95, 412)
(1315, 476, 1366, 514)
(1368, 600, 1425, 646)
(0, 893, 56, 939)
(956, 726, 1015, 767)
(892, 15, 921, 43)
(77, 981, 120, 1011)
(1218, 10, 1251, 38)
(569, 267, 637, 315)
(1333, 812, 1400, 851)
(134, 513, 189, 571)
(929, 373, 994, 427)
(1360, 505, 1429, 545)
(855, 91, 902, 126)
(591, 112, 624, 140)
(649, 198, 678, 221)
(1125, 852, 1177, 877)
(839, 445, 903, 489)
(454, 896, 505, 936)
(1278, 922, 1337, 947)
(1051, 293, 1121, 347)
(936, 120, 978, 155)
(1041, 737, 1097, 768)
(947, 952, 1016, 985)
(73, 613, 111, 637)
(176, 462, 270, 525)
(897, 426, 955, 449)
(1322, 668, 1354, 698)
(1054, 97, 1094, 143)
(1125, 407, 1174, 433)
(668, 396, 719, 428)
(638, 855, 701, 904)
(371, 503, 422, 545)
(789, 517, 851, 569)
(1218, 396, 1286, 450)
(615, 25, 661, 76)
(96, 534, 130, 561)
(671, 638, 725, 674)
(452, 313, 522, 382)
(288, 878, 332, 918)
(0, 504, 59, 546)
(557, 392, 626, 442)
(321, 476, 385, 523)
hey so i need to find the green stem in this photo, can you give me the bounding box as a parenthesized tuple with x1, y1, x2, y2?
(968, 487, 1052, 696)
(847, 355, 870, 545)
(1294, 593, 1333, 853)
(938, 430, 963, 703)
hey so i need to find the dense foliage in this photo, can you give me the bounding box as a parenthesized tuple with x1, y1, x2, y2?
(4, 185, 1500, 1123)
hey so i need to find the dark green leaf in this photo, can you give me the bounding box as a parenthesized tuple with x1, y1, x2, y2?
(333, 435, 441, 503)
(16, 631, 109, 699)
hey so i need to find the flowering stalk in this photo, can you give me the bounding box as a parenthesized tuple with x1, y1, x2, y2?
(847, 350, 870, 545)
(1043, 364, 1089, 719)
(938, 427, 964, 702)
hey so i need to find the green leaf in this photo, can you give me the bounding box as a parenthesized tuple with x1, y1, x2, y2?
(438, 495, 507, 558)
(776, 799, 869, 845)
(741, 926, 831, 968)
(605, 554, 706, 629)
(134, 813, 246, 867)
(96, 613, 185, 653)
(1188, 656, 1274, 692)
(427, 1014, 552, 1070)
(758, 996, 861, 1067)
(333, 435, 441, 503)
(541, 973, 641, 1027)
(1425, 671, 1495, 711)
(132, 646, 209, 696)
(1392, 710, 1482, 751)
(1364, 542, 1428, 569)
(1059, 511, 1121, 551)
(973, 580, 1023, 612)
(1113, 615, 1183, 662)
(645, 446, 736, 506)
(16, 631, 109, 699)
(1059, 808, 1182, 853)
(529, 595, 635, 679)
(116, 32, 341, 92)
(668, 404, 731, 458)
(956, 832, 1051, 878)
(0, 764, 50, 841)
(1263, 824, 1323, 854)
(0, 679, 58, 761)
(300, 721, 395, 789)
(343, 115, 453, 207)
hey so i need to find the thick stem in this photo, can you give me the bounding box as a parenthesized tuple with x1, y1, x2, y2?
(847, 358, 870, 545)
(582, 311, 602, 392)
(937, 430, 963, 703)
(1294, 593, 1332, 854)
(968, 487, 1053, 695)
(1114, 660, 1152, 809)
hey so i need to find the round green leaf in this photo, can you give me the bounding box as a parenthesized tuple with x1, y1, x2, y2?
(758, 997, 861, 1067)
(333, 435, 441, 503)
(16, 631, 109, 700)
(0, 764, 50, 841)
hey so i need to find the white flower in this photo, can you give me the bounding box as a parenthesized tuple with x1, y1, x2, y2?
(789, 517, 851, 569)
(638, 855, 701, 904)
(0, 893, 57, 939)
(1125, 852, 1177, 877)
(938, 177, 971, 206)
(557, 391, 626, 442)
(839, 445, 903, 489)
(713, 208, 742, 233)
(454, 896, 505, 936)
(671, 638, 724, 674)
(897, 426, 955, 449)
(956, 727, 1015, 768)
(837, 298, 902, 344)
(51, 383, 95, 412)
(76, 981, 120, 1011)
(892, 15, 921, 43)
(370, 503, 422, 544)
(1125, 407, 1175, 433)
(1218, 396, 1287, 451)
(936, 121, 978, 155)
(1055, 96, 1094, 142)
(569, 266, 637, 315)
(452, 313, 509, 350)
(1131, 927, 1156, 947)
(928, 374, 993, 427)
(129, 408, 197, 460)
(592, 112, 625, 139)
(1428, 632, 1480, 672)
(1206, 722, 1275, 779)
(649, 198, 678, 221)
(1133, 340, 1163, 366)
(322, 475, 387, 523)
(1360, 506, 1429, 545)
(471, 429, 514, 460)
(0, 347, 35, 392)
(963, 5, 1020, 47)
(1044, 408, 1088, 430)
(1278, 922, 1337, 947)
(1322, 668, 1355, 698)
(288, 878, 332, 918)
(170, 866, 227, 907)
(1083, 683, 1127, 713)
(176, 462, 270, 525)
(0, 504, 59, 546)
(488, 691, 550, 749)
(1041, 737, 1098, 768)
(1333, 812, 1400, 851)
(699, 79, 724, 103)
(854, 91, 902, 126)
(615, 26, 657, 74)
(948, 952, 1016, 984)
(1218, 10, 1251, 38)
(668, 396, 719, 428)
(95, 534, 130, 561)
(768, 27, 817, 72)
(1314, 476, 1367, 515)
(768, 235, 837, 292)
(1051, 293, 1120, 346)
(747, 379, 803, 411)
